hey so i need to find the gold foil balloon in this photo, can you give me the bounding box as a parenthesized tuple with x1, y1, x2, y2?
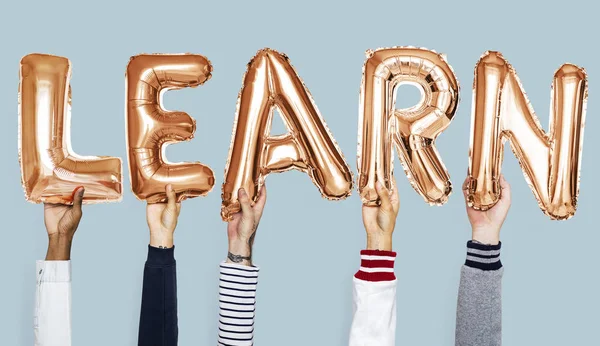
(221, 48, 353, 220)
(467, 51, 588, 220)
(126, 54, 215, 203)
(358, 47, 459, 206)
(19, 53, 122, 204)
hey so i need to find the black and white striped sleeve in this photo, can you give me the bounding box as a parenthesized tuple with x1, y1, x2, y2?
(218, 262, 259, 346)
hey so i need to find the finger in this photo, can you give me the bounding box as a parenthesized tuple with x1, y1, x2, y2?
(375, 181, 392, 212)
(462, 177, 470, 196)
(253, 184, 267, 212)
(499, 174, 511, 202)
(71, 186, 84, 216)
(238, 188, 252, 216)
(166, 184, 177, 212)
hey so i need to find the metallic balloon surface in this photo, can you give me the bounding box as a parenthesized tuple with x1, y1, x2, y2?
(467, 51, 587, 220)
(221, 48, 353, 220)
(126, 54, 215, 203)
(19, 53, 122, 204)
(358, 47, 459, 206)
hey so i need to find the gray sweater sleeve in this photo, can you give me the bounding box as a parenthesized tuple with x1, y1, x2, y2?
(455, 241, 503, 346)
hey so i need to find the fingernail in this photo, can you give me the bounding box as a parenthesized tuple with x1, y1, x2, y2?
(72, 186, 84, 199)
(239, 188, 247, 197)
(375, 182, 382, 190)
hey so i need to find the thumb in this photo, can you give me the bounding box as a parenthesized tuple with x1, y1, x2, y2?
(72, 186, 84, 216)
(462, 177, 470, 203)
(166, 184, 178, 213)
(375, 181, 392, 213)
(238, 188, 252, 216)
(498, 174, 511, 204)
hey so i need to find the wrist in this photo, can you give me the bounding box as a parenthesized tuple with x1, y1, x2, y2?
(226, 252, 252, 266)
(366, 233, 393, 251)
(149, 232, 174, 248)
(472, 227, 500, 245)
(227, 239, 253, 266)
(228, 242, 252, 257)
(48, 233, 74, 242)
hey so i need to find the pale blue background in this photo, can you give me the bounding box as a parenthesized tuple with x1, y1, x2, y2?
(0, 0, 598, 345)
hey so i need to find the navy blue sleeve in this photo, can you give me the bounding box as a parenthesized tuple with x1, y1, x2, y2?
(138, 245, 178, 346)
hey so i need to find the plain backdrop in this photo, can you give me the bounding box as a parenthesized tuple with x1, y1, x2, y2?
(0, 0, 598, 345)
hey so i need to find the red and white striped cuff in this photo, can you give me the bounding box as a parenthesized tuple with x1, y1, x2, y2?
(354, 250, 397, 282)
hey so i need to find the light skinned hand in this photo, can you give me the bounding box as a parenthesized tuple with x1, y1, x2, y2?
(44, 186, 85, 260)
(362, 180, 400, 251)
(462, 175, 511, 245)
(146, 184, 181, 248)
(226, 185, 267, 266)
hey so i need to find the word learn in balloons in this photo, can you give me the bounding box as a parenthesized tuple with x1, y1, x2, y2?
(18, 47, 588, 221)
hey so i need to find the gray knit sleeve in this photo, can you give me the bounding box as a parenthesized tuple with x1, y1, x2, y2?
(455, 241, 503, 346)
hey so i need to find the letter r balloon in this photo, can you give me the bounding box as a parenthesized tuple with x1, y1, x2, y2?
(126, 54, 215, 203)
(19, 54, 122, 204)
(358, 47, 459, 206)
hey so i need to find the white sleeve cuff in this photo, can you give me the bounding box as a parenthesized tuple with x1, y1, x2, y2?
(36, 260, 71, 282)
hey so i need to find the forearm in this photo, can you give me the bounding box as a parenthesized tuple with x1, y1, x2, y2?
(150, 231, 174, 249)
(45, 234, 74, 261)
(350, 250, 397, 346)
(455, 241, 503, 346)
(138, 245, 178, 346)
(34, 260, 72, 346)
(366, 232, 392, 251)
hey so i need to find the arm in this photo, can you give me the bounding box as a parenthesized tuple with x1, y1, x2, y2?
(35, 187, 84, 346)
(218, 186, 267, 346)
(350, 181, 399, 346)
(455, 175, 511, 346)
(138, 185, 181, 346)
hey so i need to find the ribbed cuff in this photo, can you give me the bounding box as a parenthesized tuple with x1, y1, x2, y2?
(146, 245, 175, 266)
(354, 250, 396, 282)
(465, 241, 502, 271)
(36, 260, 71, 282)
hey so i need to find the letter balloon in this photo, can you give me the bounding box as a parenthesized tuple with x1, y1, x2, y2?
(221, 48, 353, 220)
(467, 51, 587, 220)
(19, 53, 122, 204)
(126, 54, 215, 203)
(358, 47, 459, 206)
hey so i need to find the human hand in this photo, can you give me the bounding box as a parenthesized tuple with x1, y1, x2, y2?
(463, 175, 511, 245)
(362, 180, 400, 251)
(44, 186, 84, 260)
(226, 186, 267, 266)
(146, 184, 181, 248)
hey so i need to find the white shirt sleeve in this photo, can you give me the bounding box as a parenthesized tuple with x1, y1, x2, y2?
(349, 250, 397, 346)
(34, 260, 72, 346)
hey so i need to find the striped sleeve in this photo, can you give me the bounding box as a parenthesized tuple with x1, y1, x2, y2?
(218, 262, 259, 346)
(465, 241, 502, 271)
(354, 250, 397, 282)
